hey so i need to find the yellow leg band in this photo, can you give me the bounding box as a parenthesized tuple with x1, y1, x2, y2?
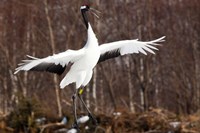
(78, 88, 84, 95)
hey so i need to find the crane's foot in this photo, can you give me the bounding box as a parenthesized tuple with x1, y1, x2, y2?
(88, 113, 98, 126)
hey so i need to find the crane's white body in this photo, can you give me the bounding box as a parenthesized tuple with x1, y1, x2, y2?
(60, 23, 100, 88)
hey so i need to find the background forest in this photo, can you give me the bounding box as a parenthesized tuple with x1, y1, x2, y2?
(0, 0, 200, 132)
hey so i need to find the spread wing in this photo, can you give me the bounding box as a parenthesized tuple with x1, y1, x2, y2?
(14, 49, 85, 75)
(98, 36, 165, 63)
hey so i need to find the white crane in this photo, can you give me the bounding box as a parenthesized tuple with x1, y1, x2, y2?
(15, 5, 165, 129)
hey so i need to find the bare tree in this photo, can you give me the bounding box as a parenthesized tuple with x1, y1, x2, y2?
(0, 0, 200, 116)
(43, 0, 62, 117)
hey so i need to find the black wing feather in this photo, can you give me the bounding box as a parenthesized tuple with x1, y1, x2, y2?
(98, 49, 120, 63)
(30, 63, 66, 75)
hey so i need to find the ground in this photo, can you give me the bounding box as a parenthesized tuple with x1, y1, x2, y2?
(0, 108, 200, 133)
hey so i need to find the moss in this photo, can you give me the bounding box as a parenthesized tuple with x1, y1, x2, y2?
(7, 97, 43, 132)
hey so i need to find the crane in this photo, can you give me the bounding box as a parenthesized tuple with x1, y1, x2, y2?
(15, 5, 165, 129)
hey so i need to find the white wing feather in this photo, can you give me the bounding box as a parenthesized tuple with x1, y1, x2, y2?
(99, 36, 165, 56)
(14, 49, 85, 74)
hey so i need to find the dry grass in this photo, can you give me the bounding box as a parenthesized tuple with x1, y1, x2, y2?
(0, 108, 200, 133)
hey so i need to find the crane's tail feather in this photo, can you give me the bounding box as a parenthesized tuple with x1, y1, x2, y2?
(60, 73, 74, 89)
(60, 71, 86, 89)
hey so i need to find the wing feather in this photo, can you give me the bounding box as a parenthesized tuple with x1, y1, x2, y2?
(98, 36, 165, 63)
(14, 49, 85, 75)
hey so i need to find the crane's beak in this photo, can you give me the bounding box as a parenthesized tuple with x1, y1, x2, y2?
(90, 7, 101, 19)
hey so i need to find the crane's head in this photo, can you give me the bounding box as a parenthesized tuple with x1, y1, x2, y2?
(80, 5, 90, 12)
(80, 5, 90, 29)
(80, 4, 100, 29)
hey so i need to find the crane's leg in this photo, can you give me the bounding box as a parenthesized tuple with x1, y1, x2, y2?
(78, 88, 97, 125)
(72, 89, 79, 129)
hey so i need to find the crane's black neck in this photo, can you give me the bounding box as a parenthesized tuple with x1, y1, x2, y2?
(81, 9, 89, 29)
